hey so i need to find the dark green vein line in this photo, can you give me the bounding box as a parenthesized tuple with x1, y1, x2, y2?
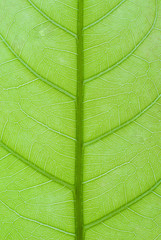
(0, 34, 75, 100)
(0, 141, 74, 191)
(27, 0, 77, 38)
(85, 94, 161, 147)
(0, 200, 75, 236)
(85, 177, 161, 230)
(83, 0, 127, 30)
(75, 0, 84, 239)
(84, 1, 157, 83)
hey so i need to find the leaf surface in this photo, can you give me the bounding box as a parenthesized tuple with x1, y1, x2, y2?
(0, 0, 161, 239)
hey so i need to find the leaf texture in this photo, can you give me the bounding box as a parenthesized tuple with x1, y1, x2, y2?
(0, 0, 161, 239)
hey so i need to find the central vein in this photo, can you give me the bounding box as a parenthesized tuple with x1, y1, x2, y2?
(75, 0, 84, 239)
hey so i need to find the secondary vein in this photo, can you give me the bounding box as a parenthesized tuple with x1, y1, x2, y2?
(27, 0, 77, 38)
(0, 141, 73, 190)
(85, 177, 161, 230)
(0, 34, 75, 100)
(85, 94, 161, 147)
(84, 3, 157, 83)
(83, 0, 127, 30)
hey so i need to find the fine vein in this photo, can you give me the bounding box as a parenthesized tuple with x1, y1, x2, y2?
(0, 141, 73, 190)
(0, 200, 74, 236)
(19, 105, 76, 141)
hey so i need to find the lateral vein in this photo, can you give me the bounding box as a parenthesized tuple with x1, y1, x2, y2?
(85, 177, 161, 230)
(27, 0, 77, 38)
(0, 141, 74, 191)
(85, 94, 161, 147)
(0, 34, 75, 100)
(84, 3, 157, 83)
(83, 0, 127, 30)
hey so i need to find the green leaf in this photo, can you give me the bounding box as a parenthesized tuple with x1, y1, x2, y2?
(0, 0, 161, 239)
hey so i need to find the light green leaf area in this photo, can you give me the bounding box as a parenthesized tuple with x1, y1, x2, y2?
(0, 0, 161, 239)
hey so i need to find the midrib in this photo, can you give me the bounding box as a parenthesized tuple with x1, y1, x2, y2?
(75, 0, 84, 239)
